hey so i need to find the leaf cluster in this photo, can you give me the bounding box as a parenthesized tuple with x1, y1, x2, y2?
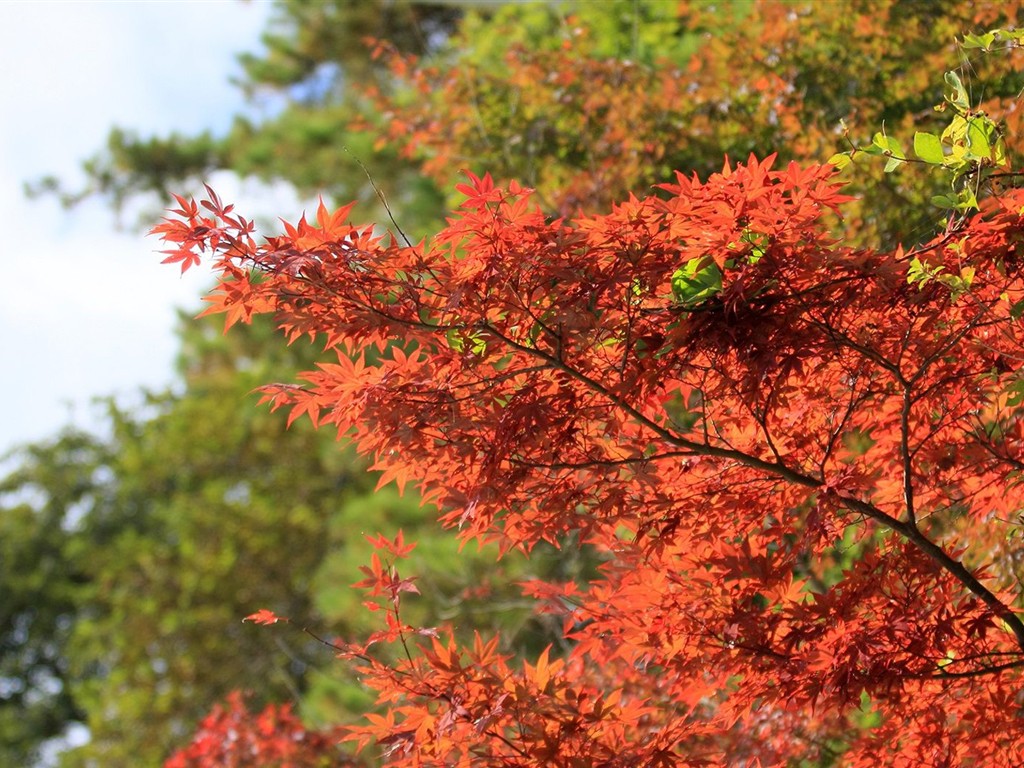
(154, 141, 1024, 762)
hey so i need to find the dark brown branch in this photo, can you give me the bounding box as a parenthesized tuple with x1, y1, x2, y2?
(900, 384, 918, 526)
(907, 657, 1024, 680)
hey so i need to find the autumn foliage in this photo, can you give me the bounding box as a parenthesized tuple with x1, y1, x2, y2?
(164, 691, 351, 768)
(153, 8, 1024, 766)
(360, 0, 1024, 248)
(154, 139, 1024, 764)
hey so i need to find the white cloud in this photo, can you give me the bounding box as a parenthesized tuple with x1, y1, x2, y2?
(0, 1, 285, 452)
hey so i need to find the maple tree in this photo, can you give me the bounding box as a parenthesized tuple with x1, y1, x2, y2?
(153, 26, 1024, 761)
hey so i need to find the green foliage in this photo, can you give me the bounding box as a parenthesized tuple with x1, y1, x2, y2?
(907, 256, 975, 302)
(0, 431, 100, 766)
(456, 0, 704, 67)
(50, 1, 1024, 252)
(237, 0, 463, 92)
(832, 30, 1015, 219)
(960, 26, 1024, 52)
(670, 229, 771, 307)
(671, 257, 723, 307)
(912, 130, 944, 164)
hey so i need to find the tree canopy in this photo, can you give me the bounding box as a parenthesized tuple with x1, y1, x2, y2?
(47, 1, 1024, 248)
(155, 23, 1024, 767)
(15, 1, 1024, 765)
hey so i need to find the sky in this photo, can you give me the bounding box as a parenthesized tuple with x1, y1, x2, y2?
(0, 0, 310, 457)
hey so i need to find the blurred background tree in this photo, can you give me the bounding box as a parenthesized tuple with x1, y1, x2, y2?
(10, 0, 1024, 765)
(3, 311, 577, 767)
(3, 315, 367, 766)
(42, 0, 1024, 249)
(1, 431, 99, 766)
(360, 0, 1024, 247)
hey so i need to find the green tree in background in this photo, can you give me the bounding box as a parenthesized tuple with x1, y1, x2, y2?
(2, 315, 360, 766)
(61, 316, 361, 766)
(1, 431, 99, 766)
(46, 1, 1024, 249)
(361, 0, 1024, 248)
(2, 311, 576, 766)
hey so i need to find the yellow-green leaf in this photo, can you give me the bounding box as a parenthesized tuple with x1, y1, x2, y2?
(913, 132, 945, 164)
(828, 152, 852, 170)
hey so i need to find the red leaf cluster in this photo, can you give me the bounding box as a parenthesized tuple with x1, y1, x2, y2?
(164, 692, 353, 768)
(154, 154, 1024, 764)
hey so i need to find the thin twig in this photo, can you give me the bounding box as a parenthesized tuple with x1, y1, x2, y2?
(344, 146, 414, 247)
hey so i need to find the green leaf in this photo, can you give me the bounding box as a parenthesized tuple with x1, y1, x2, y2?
(742, 230, 770, 264)
(883, 155, 903, 173)
(446, 328, 487, 356)
(994, 136, 1008, 167)
(1007, 378, 1024, 407)
(944, 71, 970, 112)
(907, 256, 938, 287)
(828, 152, 852, 170)
(966, 117, 992, 158)
(936, 273, 970, 302)
(913, 132, 945, 164)
(931, 193, 959, 209)
(446, 328, 465, 352)
(961, 31, 996, 50)
(872, 133, 905, 172)
(872, 132, 904, 157)
(956, 187, 979, 211)
(672, 257, 722, 307)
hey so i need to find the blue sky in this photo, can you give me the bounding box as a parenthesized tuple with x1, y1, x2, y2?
(0, 1, 313, 455)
